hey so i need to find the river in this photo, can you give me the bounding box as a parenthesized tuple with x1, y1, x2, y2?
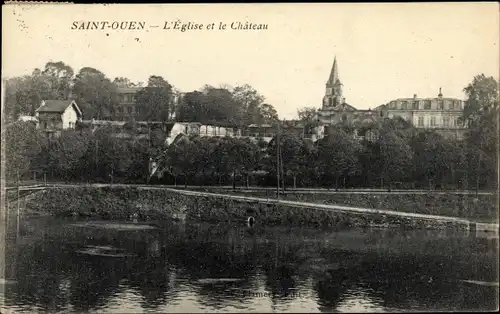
(1, 216, 498, 313)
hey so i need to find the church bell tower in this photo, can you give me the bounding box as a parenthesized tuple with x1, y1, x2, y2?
(323, 56, 344, 108)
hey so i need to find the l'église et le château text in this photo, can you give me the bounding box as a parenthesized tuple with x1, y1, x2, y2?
(71, 20, 268, 31)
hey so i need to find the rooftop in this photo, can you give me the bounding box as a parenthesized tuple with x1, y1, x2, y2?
(36, 100, 81, 115)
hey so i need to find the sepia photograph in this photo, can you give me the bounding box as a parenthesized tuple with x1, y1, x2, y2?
(1, 3, 499, 313)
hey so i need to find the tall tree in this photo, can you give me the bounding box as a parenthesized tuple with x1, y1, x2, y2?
(316, 129, 362, 188)
(232, 84, 265, 125)
(72, 67, 118, 120)
(4, 61, 74, 121)
(135, 75, 174, 121)
(258, 103, 279, 124)
(461, 74, 498, 189)
(4, 121, 44, 180)
(41, 61, 74, 100)
(203, 85, 240, 124)
(267, 134, 309, 189)
(176, 90, 206, 122)
(375, 125, 414, 188)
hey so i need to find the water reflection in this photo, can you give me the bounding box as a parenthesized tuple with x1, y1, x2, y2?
(2, 218, 498, 313)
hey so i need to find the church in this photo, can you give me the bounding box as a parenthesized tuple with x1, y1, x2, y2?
(316, 56, 382, 139)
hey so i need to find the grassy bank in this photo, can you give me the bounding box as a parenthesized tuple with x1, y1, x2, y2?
(198, 189, 498, 223)
(16, 186, 474, 230)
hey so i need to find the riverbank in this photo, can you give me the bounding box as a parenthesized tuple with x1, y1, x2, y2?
(197, 189, 498, 223)
(10, 186, 498, 231)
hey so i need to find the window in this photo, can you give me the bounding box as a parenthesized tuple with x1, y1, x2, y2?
(438, 101, 444, 110)
(455, 101, 461, 109)
(392, 101, 398, 109)
(455, 118, 461, 127)
(430, 116, 436, 126)
(412, 101, 419, 110)
(424, 101, 431, 110)
(418, 116, 424, 126)
(443, 116, 450, 127)
(127, 107, 133, 114)
(401, 102, 407, 110)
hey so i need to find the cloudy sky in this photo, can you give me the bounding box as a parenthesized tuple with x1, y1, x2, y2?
(2, 3, 498, 119)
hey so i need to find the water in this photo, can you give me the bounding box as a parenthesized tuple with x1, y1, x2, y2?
(1, 217, 498, 313)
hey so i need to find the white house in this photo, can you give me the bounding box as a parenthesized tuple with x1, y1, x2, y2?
(35, 100, 83, 132)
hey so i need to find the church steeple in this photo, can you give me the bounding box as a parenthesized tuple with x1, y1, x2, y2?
(323, 56, 344, 108)
(327, 56, 340, 86)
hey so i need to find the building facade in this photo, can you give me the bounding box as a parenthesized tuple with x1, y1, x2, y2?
(376, 88, 466, 139)
(115, 86, 142, 121)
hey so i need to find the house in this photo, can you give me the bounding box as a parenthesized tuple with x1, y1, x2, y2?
(35, 100, 83, 133)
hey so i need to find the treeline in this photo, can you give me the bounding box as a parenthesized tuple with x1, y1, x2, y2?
(4, 68, 498, 190)
(152, 116, 496, 190)
(5, 115, 496, 190)
(5, 122, 151, 183)
(3, 61, 279, 127)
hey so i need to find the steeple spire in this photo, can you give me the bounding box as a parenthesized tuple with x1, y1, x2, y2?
(327, 56, 340, 85)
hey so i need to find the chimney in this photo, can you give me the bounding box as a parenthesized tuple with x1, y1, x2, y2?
(438, 87, 443, 98)
(413, 94, 417, 99)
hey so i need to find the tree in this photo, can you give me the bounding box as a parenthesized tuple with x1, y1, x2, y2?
(375, 128, 413, 188)
(461, 74, 498, 189)
(113, 77, 136, 88)
(176, 91, 206, 122)
(4, 122, 44, 180)
(411, 131, 454, 189)
(4, 61, 74, 121)
(267, 134, 309, 189)
(72, 67, 118, 120)
(232, 84, 265, 125)
(41, 61, 74, 100)
(258, 103, 279, 124)
(297, 106, 321, 135)
(227, 138, 259, 189)
(297, 107, 318, 122)
(165, 137, 198, 187)
(47, 130, 91, 181)
(135, 75, 174, 121)
(316, 129, 362, 189)
(4, 76, 31, 121)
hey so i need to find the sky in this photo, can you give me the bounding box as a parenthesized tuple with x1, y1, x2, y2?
(2, 3, 499, 119)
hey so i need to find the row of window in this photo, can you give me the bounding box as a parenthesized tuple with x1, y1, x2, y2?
(416, 116, 461, 127)
(390, 100, 461, 110)
(118, 93, 136, 103)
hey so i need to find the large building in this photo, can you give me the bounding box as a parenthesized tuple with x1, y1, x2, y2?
(114, 86, 142, 121)
(375, 88, 467, 139)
